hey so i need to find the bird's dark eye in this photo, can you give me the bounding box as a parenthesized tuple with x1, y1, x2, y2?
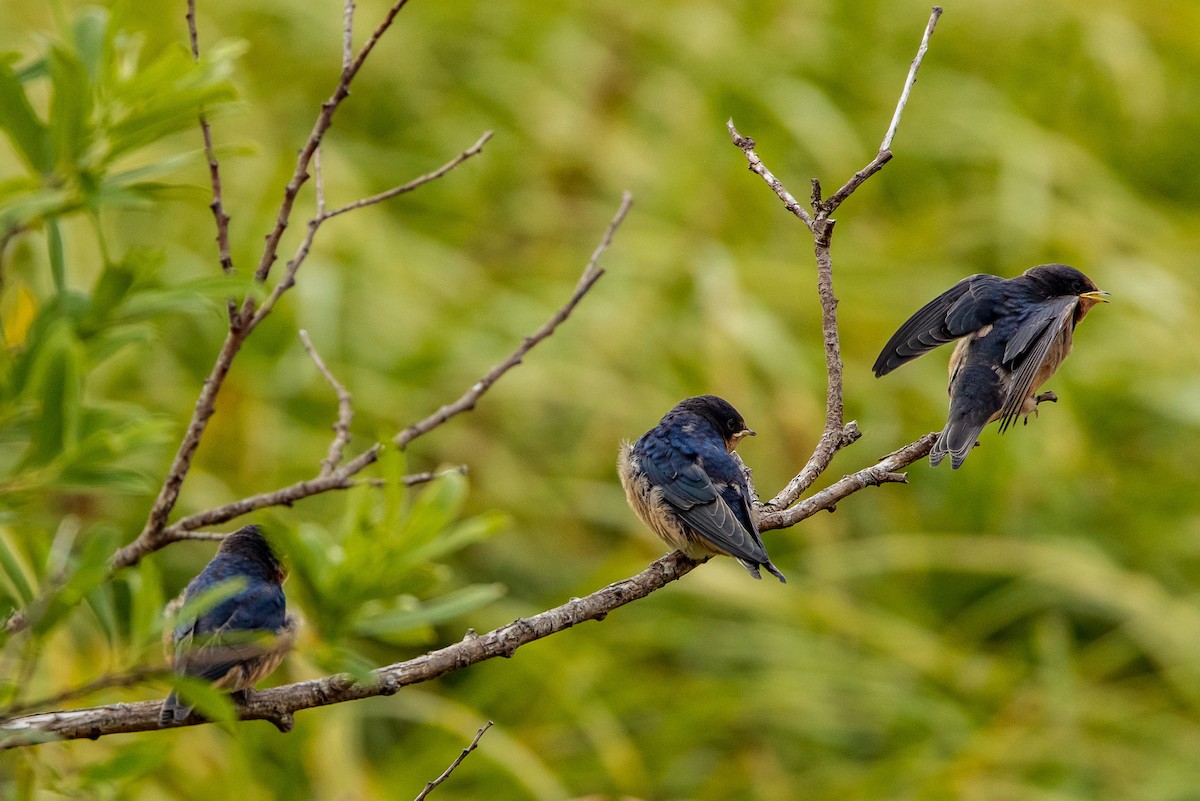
(727, 418, 740, 432)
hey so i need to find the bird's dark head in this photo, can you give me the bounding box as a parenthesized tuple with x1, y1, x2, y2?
(675, 395, 755, 451)
(217, 525, 287, 584)
(1024, 263, 1110, 313)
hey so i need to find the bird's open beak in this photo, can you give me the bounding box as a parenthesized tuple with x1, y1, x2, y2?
(732, 428, 756, 443)
(1080, 290, 1111, 303)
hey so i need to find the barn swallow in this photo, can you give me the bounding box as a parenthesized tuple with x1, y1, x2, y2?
(160, 524, 297, 726)
(873, 263, 1109, 468)
(618, 395, 786, 582)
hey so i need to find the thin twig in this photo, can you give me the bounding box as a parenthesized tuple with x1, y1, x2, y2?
(0, 668, 169, 722)
(105, 193, 629, 571)
(882, 7, 942, 152)
(758, 433, 937, 531)
(251, 132, 493, 328)
(394, 191, 634, 450)
(341, 0, 356, 74)
(323, 131, 494, 221)
(186, 0, 235, 278)
(253, 0, 411, 285)
(414, 721, 494, 801)
(726, 122, 815, 230)
(300, 329, 353, 475)
(0, 551, 702, 747)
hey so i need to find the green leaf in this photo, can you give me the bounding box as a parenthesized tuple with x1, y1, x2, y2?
(71, 7, 110, 84)
(398, 511, 507, 570)
(0, 528, 35, 605)
(47, 218, 66, 294)
(48, 44, 91, 168)
(0, 54, 50, 174)
(353, 583, 507, 643)
(20, 319, 84, 468)
(170, 576, 248, 628)
(165, 676, 238, 730)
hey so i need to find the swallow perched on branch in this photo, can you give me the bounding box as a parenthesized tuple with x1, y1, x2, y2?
(160, 525, 297, 726)
(618, 395, 786, 582)
(873, 263, 1109, 469)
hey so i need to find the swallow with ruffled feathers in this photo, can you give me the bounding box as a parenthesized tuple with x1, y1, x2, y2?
(618, 395, 786, 582)
(873, 263, 1109, 468)
(160, 524, 297, 726)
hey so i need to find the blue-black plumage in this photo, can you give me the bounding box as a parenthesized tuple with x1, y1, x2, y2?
(160, 524, 297, 726)
(874, 263, 1109, 468)
(618, 395, 786, 582)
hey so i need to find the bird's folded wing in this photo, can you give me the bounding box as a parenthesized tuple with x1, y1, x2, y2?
(873, 274, 1005, 376)
(997, 297, 1077, 432)
(174, 585, 287, 684)
(641, 450, 766, 562)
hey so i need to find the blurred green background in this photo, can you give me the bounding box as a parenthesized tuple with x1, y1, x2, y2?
(3, 0, 1200, 798)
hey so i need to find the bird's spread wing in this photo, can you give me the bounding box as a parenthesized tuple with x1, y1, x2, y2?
(996, 297, 1076, 432)
(873, 274, 1006, 377)
(640, 447, 766, 564)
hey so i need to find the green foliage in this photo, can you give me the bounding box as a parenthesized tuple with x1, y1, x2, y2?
(3, 0, 1200, 800)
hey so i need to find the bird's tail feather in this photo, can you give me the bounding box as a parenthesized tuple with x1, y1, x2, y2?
(932, 417, 988, 469)
(738, 558, 787, 583)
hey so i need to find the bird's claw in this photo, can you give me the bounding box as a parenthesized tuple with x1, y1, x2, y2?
(1035, 391, 1058, 405)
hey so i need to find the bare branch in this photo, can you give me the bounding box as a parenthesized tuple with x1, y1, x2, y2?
(726, 122, 815, 229)
(341, 0, 356, 74)
(253, 0, 413, 285)
(759, 433, 937, 531)
(414, 721, 494, 801)
(105, 192, 627, 571)
(0, 551, 701, 747)
(730, 8, 942, 518)
(323, 131, 494, 221)
(0, 669, 169, 722)
(882, 7, 942, 152)
(186, 0, 235, 278)
(299, 329, 353, 475)
(394, 191, 634, 450)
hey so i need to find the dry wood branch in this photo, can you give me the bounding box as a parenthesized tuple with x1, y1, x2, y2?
(323, 131, 494, 221)
(395, 191, 634, 450)
(253, 0, 412, 284)
(758, 433, 937, 531)
(729, 7, 941, 520)
(299, 329, 353, 475)
(186, 0, 234, 279)
(414, 721, 494, 801)
(108, 192, 630, 570)
(0, 668, 169, 722)
(0, 552, 701, 748)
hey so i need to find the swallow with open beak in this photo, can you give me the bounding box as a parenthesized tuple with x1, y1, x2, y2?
(618, 395, 786, 582)
(873, 263, 1109, 469)
(160, 524, 297, 726)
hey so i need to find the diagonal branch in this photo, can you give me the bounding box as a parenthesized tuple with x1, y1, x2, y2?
(299, 329, 354, 475)
(758, 433, 937, 531)
(414, 721, 494, 801)
(394, 191, 634, 450)
(0, 551, 702, 747)
(186, 0, 235, 279)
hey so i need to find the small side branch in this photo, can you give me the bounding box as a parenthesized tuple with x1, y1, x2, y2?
(394, 191, 634, 450)
(759, 433, 937, 531)
(414, 721, 494, 801)
(186, 0, 234, 277)
(299, 329, 354, 475)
